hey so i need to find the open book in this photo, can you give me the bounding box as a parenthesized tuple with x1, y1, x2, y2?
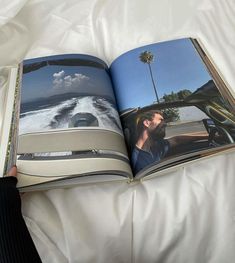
(1, 38, 235, 191)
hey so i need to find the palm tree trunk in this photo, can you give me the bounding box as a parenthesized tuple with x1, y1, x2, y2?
(148, 63, 160, 103)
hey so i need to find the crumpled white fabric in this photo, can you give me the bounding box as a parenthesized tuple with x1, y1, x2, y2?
(0, 0, 235, 262)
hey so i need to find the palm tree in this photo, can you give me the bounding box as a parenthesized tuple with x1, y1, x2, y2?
(139, 51, 160, 103)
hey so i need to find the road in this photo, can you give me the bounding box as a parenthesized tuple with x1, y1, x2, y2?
(166, 121, 207, 137)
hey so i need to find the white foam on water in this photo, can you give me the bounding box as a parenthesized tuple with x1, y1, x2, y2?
(19, 98, 77, 134)
(19, 96, 122, 135)
(70, 96, 122, 133)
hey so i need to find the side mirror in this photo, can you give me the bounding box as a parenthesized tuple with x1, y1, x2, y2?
(202, 118, 216, 134)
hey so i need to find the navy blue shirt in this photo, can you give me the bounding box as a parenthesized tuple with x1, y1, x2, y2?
(131, 139, 170, 174)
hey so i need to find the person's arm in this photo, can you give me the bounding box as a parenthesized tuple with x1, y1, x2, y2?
(0, 167, 42, 263)
(167, 132, 208, 148)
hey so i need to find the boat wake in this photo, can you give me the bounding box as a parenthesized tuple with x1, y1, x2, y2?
(19, 96, 122, 135)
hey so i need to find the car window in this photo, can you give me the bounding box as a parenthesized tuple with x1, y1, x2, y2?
(164, 106, 208, 138)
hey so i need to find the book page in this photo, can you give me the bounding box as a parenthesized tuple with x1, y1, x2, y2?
(110, 38, 235, 176)
(0, 66, 19, 177)
(17, 54, 131, 184)
(20, 54, 122, 136)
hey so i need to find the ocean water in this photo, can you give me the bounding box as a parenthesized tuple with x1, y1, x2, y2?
(19, 96, 122, 135)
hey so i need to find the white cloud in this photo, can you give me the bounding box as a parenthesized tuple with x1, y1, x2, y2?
(64, 75, 72, 88)
(52, 71, 89, 90)
(53, 70, 65, 79)
(52, 70, 65, 89)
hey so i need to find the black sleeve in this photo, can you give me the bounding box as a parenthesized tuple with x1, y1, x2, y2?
(0, 177, 42, 263)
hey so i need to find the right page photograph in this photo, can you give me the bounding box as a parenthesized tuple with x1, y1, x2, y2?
(110, 38, 235, 176)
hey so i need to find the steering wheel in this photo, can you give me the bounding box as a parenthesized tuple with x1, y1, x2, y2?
(208, 126, 234, 147)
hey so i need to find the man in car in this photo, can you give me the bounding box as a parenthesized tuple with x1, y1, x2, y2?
(132, 110, 208, 174)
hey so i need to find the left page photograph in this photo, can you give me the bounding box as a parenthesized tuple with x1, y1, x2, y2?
(20, 54, 122, 136)
(16, 54, 132, 190)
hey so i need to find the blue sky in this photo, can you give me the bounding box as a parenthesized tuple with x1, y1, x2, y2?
(110, 38, 212, 111)
(22, 54, 114, 103)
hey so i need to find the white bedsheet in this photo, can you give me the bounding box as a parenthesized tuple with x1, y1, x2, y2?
(0, 0, 235, 262)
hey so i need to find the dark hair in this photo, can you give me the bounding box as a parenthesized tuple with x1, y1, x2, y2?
(136, 110, 163, 138)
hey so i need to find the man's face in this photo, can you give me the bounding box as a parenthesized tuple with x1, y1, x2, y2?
(146, 113, 166, 140)
(148, 113, 164, 130)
